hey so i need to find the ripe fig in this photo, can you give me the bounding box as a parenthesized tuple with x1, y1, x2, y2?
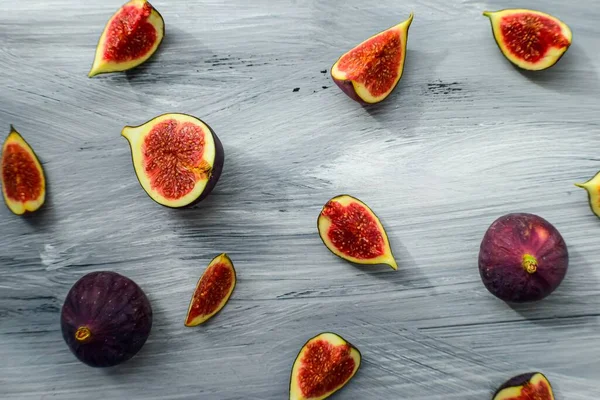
(483, 9, 572, 71)
(185, 253, 236, 327)
(493, 372, 554, 400)
(122, 113, 224, 208)
(1, 125, 46, 215)
(89, 0, 165, 77)
(331, 13, 413, 104)
(318, 195, 397, 270)
(479, 213, 568, 303)
(61, 271, 152, 368)
(575, 171, 600, 218)
(289, 332, 361, 400)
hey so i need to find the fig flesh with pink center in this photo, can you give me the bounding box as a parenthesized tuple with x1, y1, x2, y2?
(493, 372, 554, 400)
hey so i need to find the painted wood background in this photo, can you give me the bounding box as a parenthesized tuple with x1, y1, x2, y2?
(1, 0, 599, 398)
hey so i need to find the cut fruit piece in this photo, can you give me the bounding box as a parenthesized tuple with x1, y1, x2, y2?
(493, 372, 554, 400)
(290, 332, 361, 400)
(122, 113, 224, 208)
(317, 195, 397, 270)
(331, 13, 413, 104)
(483, 9, 572, 71)
(185, 253, 236, 326)
(89, 0, 165, 77)
(1, 126, 46, 215)
(575, 171, 600, 218)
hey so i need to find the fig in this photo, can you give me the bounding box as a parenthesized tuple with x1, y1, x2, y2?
(479, 213, 568, 303)
(331, 13, 413, 104)
(122, 113, 224, 208)
(575, 171, 600, 218)
(483, 9, 572, 71)
(289, 332, 361, 400)
(1, 125, 46, 215)
(61, 271, 152, 367)
(89, 0, 165, 77)
(184, 253, 236, 327)
(493, 372, 554, 400)
(318, 195, 397, 270)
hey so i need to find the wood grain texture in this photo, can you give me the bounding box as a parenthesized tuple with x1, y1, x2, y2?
(1, 0, 599, 398)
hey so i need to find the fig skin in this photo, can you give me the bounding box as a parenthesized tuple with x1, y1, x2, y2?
(493, 372, 554, 400)
(575, 171, 600, 218)
(479, 213, 568, 303)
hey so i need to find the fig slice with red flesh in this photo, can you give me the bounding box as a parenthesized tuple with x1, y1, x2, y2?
(331, 13, 413, 104)
(1, 126, 46, 215)
(493, 372, 554, 400)
(575, 171, 600, 218)
(122, 113, 224, 208)
(89, 0, 165, 77)
(185, 253, 236, 327)
(318, 195, 397, 270)
(483, 9, 572, 71)
(290, 332, 361, 400)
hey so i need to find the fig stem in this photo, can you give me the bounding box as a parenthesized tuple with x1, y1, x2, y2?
(75, 326, 92, 342)
(522, 254, 538, 274)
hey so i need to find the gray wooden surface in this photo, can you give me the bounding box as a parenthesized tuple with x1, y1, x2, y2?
(1, 0, 599, 399)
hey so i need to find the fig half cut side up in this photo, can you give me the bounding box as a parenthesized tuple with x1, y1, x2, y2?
(184, 253, 236, 327)
(483, 9, 572, 71)
(89, 0, 165, 77)
(331, 13, 414, 104)
(493, 372, 554, 400)
(289, 332, 361, 400)
(318, 195, 397, 270)
(575, 171, 600, 218)
(122, 113, 224, 208)
(1, 125, 46, 215)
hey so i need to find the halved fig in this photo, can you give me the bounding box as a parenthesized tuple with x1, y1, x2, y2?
(493, 372, 554, 400)
(318, 195, 397, 270)
(575, 171, 600, 218)
(184, 253, 236, 327)
(1, 126, 46, 215)
(331, 13, 413, 104)
(89, 0, 165, 77)
(483, 9, 572, 71)
(290, 332, 361, 400)
(122, 113, 224, 208)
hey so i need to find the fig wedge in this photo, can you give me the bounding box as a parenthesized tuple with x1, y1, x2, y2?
(575, 171, 600, 218)
(318, 195, 397, 270)
(122, 113, 224, 208)
(483, 9, 572, 71)
(1, 126, 46, 215)
(185, 253, 236, 327)
(89, 0, 165, 77)
(331, 13, 413, 104)
(290, 332, 361, 400)
(493, 372, 554, 400)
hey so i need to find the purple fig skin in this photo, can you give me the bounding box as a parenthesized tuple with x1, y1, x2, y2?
(61, 271, 152, 368)
(478, 213, 568, 303)
(195, 125, 224, 204)
(331, 76, 368, 105)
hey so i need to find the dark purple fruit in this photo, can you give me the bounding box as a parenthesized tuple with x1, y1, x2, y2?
(493, 372, 554, 400)
(61, 271, 152, 367)
(479, 213, 568, 302)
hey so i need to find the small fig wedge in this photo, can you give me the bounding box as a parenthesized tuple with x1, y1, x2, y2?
(122, 113, 224, 208)
(483, 9, 572, 71)
(89, 0, 165, 77)
(493, 372, 554, 400)
(185, 253, 236, 327)
(331, 13, 413, 104)
(318, 195, 397, 270)
(290, 332, 361, 400)
(1, 126, 46, 215)
(575, 171, 600, 218)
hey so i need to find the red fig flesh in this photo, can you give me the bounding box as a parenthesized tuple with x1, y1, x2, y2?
(493, 372, 554, 400)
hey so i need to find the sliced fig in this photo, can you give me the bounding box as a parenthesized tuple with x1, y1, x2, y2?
(493, 372, 554, 400)
(483, 9, 572, 71)
(479, 213, 568, 302)
(290, 332, 361, 400)
(122, 113, 224, 208)
(1, 126, 46, 215)
(575, 171, 600, 218)
(331, 13, 413, 104)
(89, 0, 165, 77)
(318, 195, 397, 270)
(185, 253, 236, 326)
